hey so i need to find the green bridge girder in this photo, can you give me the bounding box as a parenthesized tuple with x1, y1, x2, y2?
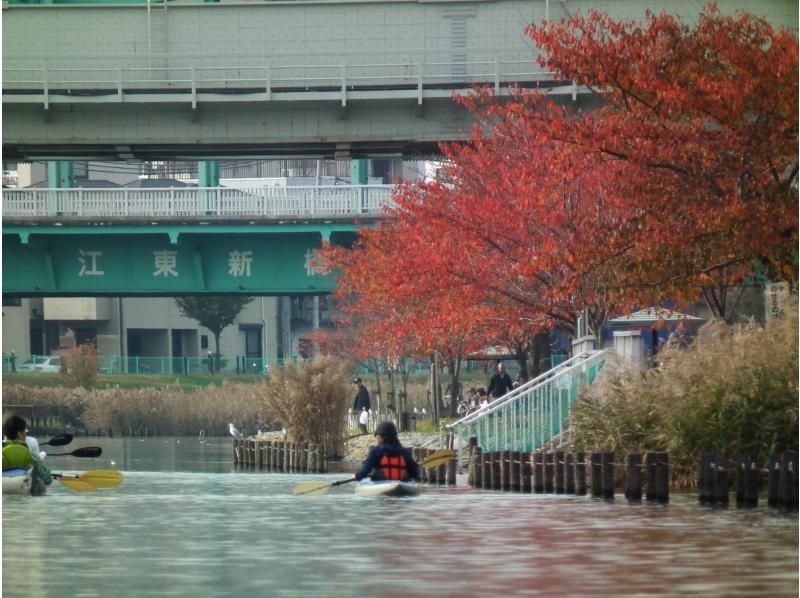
(2, 224, 357, 297)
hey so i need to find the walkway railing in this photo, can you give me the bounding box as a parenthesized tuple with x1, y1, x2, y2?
(3, 57, 579, 106)
(2, 353, 312, 375)
(1, 185, 394, 219)
(448, 350, 607, 453)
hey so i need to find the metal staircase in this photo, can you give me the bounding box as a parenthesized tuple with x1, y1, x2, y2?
(449, 350, 607, 452)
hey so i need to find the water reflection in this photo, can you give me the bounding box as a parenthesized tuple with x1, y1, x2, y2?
(3, 438, 798, 597)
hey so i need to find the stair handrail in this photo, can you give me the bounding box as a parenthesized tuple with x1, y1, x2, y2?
(447, 349, 606, 429)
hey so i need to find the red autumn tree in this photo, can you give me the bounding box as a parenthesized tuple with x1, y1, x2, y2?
(524, 4, 798, 318)
(319, 4, 797, 386)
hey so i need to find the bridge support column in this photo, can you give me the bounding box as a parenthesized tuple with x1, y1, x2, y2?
(350, 159, 368, 213)
(47, 161, 74, 216)
(198, 161, 220, 215)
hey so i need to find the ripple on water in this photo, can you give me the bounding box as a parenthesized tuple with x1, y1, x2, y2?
(3, 470, 798, 598)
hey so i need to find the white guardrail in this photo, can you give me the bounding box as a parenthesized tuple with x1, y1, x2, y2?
(1, 185, 395, 219)
(2, 57, 579, 105)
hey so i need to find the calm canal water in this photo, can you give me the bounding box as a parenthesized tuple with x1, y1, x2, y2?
(3, 437, 798, 597)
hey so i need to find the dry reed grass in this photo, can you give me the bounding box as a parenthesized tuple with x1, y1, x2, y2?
(570, 299, 798, 486)
(260, 355, 351, 459)
(2, 381, 268, 437)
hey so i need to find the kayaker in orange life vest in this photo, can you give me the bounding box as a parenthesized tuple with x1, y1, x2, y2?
(353, 421, 420, 482)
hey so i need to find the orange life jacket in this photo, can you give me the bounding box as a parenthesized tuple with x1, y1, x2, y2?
(378, 454, 408, 481)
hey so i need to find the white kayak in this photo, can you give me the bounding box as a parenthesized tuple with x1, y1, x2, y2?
(3, 468, 33, 495)
(355, 480, 420, 497)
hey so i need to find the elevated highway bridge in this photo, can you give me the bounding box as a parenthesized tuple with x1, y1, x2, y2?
(4, 0, 795, 161)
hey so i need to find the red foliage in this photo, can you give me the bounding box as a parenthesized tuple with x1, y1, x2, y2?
(319, 3, 797, 359)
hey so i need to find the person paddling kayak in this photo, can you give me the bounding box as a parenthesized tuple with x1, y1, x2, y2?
(353, 421, 420, 483)
(2, 415, 52, 495)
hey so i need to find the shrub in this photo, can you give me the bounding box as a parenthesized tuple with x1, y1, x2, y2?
(59, 343, 98, 388)
(570, 299, 799, 486)
(260, 356, 351, 459)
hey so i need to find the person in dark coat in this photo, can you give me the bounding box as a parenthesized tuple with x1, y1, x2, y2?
(352, 377, 371, 412)
(353, 421, 419, 482)
(486, 362, 514, 399)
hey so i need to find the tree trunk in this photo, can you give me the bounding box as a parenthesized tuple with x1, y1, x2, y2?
(371, 358, 382, 412)
(212, 331, 222, 373)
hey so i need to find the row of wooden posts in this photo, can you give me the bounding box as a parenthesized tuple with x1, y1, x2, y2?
(465, 444, 670, 503)
(464, 441, 798, 509)
(412, 447, 457, 485)
(699, 451, 798, 509)
(233, 438, 328, 473)
(231, 439, 459, 484)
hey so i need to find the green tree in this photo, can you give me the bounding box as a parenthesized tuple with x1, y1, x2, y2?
(175, 296, 254, 372)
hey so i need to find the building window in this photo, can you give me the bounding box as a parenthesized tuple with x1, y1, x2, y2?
(200, 335, 208, 350)
(2, 296, 21, 307)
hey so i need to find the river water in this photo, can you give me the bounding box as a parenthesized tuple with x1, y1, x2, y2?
(3, 437, 797, 597)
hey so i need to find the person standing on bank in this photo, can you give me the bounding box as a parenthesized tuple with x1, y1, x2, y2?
(353, 421, 419, 482)
(487, 362, 514, 400)
(352, 377, 371, 413)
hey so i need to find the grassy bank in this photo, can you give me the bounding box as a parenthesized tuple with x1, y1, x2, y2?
(570, 305, 799, 487)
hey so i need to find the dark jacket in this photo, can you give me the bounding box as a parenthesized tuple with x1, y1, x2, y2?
(353, 386, 371, 411)
(487, 372, 514, 398)
(355, 443, 419, 482)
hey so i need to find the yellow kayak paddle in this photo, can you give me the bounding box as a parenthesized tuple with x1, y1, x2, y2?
(54, 469, 124, 492)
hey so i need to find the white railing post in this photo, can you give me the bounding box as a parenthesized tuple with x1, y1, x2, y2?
(118, 67, 123, 102)
(77, 188, 83, 217)
(494, 58, 500, 94)
(341, 64, 347, 107)
(191, 67, 197, 109)
(124, 188, 129, 216)
(265, 65, 271, 101)
(417, 63, 423, 105)
(43, 68, 49, 110)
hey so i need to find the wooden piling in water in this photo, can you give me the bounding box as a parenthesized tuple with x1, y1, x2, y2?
(646, 452, 669, 503)
(625, 453, 642, 501)
(509, 451, 521, 492)
(446, 457, 457, 486)
(575, 452, 587, 495)
(491, 452, 502, 490)
(500, 451, 511, 491)
(554, 451, 565, 494)
(601, 452, 615, 499)
(467, 438, 478, 487)
(522, 452, 532, 493)
(532, 452, 544, 493)
(472, 447, 483, 488)
(711, 454, 729, 506)
(736, 454, 759, 508)
(767, 452, 781, 507)
(779, 450, 798, 509)
(565, 453, 575, 495)
(590, 453, 603, 497)
(481, 451, 491, 490)
(544, 452, 555, 493)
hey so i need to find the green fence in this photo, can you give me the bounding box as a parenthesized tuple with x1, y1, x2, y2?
(1, 354, 311, 376)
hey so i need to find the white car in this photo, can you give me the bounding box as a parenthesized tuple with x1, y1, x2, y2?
(16, 356, 62, 373)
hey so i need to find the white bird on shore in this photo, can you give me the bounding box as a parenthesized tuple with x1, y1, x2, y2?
(229, 423, 243, 438)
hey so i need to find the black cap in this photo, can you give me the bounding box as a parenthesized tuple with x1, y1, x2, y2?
(353, 377, 362, 384)
(374, 421, 398, 437)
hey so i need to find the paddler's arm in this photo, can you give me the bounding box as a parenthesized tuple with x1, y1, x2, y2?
(353, 446, 380, 481)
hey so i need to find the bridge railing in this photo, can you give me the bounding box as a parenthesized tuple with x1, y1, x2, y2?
(449, 350, 608, 453)
(3, 56, 575, 104)
(1, 185, 395, 219)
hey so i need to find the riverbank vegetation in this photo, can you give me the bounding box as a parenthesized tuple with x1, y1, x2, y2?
(261, 355, 350, 458)
(315, 4, 798, 426)
(570, 305, 798, 487)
